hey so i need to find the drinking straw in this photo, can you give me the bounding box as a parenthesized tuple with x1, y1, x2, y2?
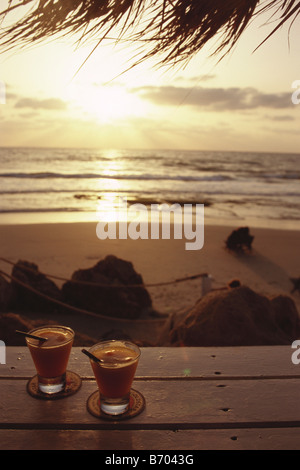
(15, 330, 48, 342)
(81, 348, 103, 363)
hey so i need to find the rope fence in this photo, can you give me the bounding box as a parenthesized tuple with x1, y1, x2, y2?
(0, 257, 210, 323)
(0, 257, 208, 288)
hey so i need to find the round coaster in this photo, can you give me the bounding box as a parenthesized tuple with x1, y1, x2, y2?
(87, 388, 146, 420)
(27, 371, 82, 400)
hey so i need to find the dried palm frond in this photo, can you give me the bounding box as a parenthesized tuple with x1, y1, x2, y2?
(0, 0, 299, 68)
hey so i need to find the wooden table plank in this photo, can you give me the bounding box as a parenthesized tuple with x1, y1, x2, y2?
(2, 346, 300, 379)
(1, 378, 300, 429)
(2, 346, 300, 450)
(2, 428, 300, 450)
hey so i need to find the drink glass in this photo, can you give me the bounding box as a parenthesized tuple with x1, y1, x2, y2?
(26, 325, 74, 395)
(88, 340, 140, 415)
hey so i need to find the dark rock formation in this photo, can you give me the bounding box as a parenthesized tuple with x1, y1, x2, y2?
(225, 227, 254, 252)
(290, 277, 300, 294)
(167, 285, 300, 346)
(0, 312, 34, 345)
(227, 279, 241, 288)
(0, 274, 12, 311)
(98, 329, 135, 342)
(62, 255, 153, 319)
(269, 295, 300, 339)
(10, 260, 62, 312)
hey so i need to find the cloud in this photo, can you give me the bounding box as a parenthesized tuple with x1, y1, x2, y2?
(134, 85, 295, 111)
(14, 97, 68, 110)
(264, 114, 295, 121)
(174, 74, 216, 83)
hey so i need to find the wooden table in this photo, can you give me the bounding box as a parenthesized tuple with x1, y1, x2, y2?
(1, 346, 300, 450)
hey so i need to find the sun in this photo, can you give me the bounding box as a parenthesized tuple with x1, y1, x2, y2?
(67, 81, 147, 123)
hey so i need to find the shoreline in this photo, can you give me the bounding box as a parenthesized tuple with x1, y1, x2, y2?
(1, 210, 300, 231)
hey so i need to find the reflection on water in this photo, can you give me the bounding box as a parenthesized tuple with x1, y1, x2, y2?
(0, 147, 299, 229)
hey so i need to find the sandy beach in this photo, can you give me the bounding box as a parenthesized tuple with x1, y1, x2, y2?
(1, 221, 299, 345)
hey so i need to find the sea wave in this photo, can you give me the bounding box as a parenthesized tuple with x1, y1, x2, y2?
(0, 207, 84, 213)
(0, 171, 233, 182)
(259, 173, 300, 180)
(1, 188, 299, 197)
(1, 147, 300, 227)
(1, 170, 299, 181)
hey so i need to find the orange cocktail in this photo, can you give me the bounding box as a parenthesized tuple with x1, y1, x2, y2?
(26, 326, 74, 394)
(88, 340, 140, 415)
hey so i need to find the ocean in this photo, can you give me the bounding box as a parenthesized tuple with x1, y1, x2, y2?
(0, 146, 300, 229)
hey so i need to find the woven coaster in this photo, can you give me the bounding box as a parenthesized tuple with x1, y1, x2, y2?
(87, 388, 146, 421)
(27, 370, 82, 400)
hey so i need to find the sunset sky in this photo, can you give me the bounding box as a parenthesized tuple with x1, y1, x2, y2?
(0, 1, 300, 153)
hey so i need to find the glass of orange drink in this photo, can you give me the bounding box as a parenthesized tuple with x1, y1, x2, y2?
(88, 340, 140, 415)
(26, 325, 74, 395)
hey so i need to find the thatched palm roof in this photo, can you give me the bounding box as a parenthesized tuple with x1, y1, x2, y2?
(0, 1, 299, 67)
